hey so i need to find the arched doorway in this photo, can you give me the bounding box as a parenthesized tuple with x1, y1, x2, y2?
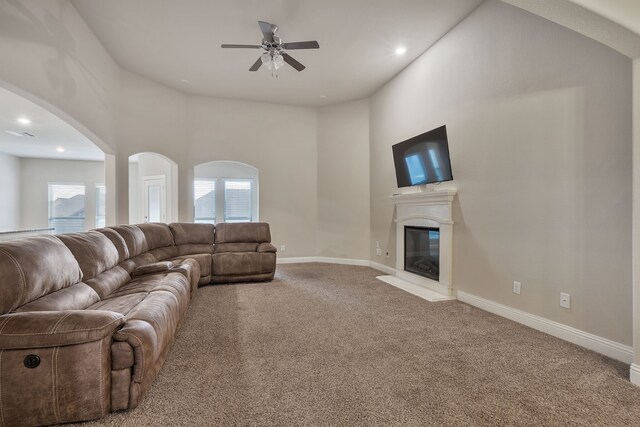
(129, 152, 178, 224)
(0, 86, 109, 238)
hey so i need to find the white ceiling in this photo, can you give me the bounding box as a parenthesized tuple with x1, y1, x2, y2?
(3, 1, 636, 160)
(71, 0, 484, 107)
(0, 86, 104, 161)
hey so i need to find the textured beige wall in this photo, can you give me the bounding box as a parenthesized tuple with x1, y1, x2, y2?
(370, 0, 633, 344)
(317, 100, 370, 260)
(184, 96, 318, 258)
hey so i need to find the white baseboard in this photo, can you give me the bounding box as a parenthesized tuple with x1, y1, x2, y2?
(277, 256, 371, 267)
(369, 260, 396, 275)
(277, 256, 398, 275)
(276, 256, 320, 264)
(631, 364, 640, 386)
(457, 290, 633, 364)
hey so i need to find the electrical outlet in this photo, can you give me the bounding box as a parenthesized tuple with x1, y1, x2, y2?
(560, 293, 570, 309)
(376, 240, 380, 248)
(280, 244, 286, 252)
(376, 248, 382, 256)
(512, 281, 521, 295)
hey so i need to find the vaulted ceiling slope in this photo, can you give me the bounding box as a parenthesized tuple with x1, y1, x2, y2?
(71, 0, 484, 107)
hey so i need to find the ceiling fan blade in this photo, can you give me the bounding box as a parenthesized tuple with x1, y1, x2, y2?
(282, 53, 305, 71)
(249, 57, 263, 72)
(221, 44, 262, 49)
(258, 21, 276, 43)
(282, 41, 320, 50)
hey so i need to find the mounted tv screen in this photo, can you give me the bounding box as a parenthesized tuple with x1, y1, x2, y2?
(392, 125, 453, 188)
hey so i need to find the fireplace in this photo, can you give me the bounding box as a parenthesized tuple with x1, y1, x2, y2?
(392, 187, 456, 297)
(404, 226, 440, 281)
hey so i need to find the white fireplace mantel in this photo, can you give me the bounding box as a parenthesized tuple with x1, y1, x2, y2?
(392, 187, 457, 297)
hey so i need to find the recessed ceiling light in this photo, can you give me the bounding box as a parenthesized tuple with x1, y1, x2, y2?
(16, 117, 31, 125)
(394, 46, 407, 55)
(179, 79, 190, 84)
(56, 147, 65, 153)
(319, 95, 327, 99)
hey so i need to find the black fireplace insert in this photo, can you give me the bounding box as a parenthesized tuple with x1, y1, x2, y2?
(404, 226, 440, 281)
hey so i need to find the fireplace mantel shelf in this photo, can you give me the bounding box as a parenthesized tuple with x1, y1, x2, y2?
(390, 187, 457, 204)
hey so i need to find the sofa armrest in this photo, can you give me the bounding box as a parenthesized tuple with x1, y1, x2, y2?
(257, 242, 277, 253)
(131, 261, 174, 278)
(0, 310, 125, 350)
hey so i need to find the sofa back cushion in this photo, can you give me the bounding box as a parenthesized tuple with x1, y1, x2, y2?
(57, 232, 120, 281)
(214, 222, 271, 244)
(137, 223, 175, 249)
(0, 235, 83, 314)
(169, 223, 214, 256)
(137, 223, 178, 261)
(109, 225, 148, 257)
(169, 223, 215, 246)
(96, 228, 130, 262)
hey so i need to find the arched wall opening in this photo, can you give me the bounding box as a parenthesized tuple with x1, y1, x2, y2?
(129, 152, 179, 224)
(193, 161, 259, 224)
(0, 85, 113, 239)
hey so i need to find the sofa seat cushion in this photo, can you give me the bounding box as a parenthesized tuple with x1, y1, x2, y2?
(88, 293, 148, 316)
(15, 283, 100, 312)
(106, 272, 190, 303)
(211, 252, 275, 276)
(112, 285, 190, 408)
(169, 254, 211, 278)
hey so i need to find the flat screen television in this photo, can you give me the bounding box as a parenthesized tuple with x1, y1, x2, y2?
(392, 125, 453, 188)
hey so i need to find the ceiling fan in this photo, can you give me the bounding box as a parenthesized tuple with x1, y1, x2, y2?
(221, 21, 319, 72)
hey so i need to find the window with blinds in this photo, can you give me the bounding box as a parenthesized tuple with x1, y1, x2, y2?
(194, 179, 216, 224)
(224, 180, 252, 223)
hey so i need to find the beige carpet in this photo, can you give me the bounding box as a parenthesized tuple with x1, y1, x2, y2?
(82, 263, 640, 426)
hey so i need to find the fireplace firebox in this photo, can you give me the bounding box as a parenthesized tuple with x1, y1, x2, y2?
(404, 226, 440, 281)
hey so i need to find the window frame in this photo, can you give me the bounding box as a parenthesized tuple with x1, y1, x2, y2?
(47, 182, 87, 234)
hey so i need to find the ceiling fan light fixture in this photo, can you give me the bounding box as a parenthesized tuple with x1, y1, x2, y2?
(223, 21, 318, 73)
(261, 52, 274, 70)
(273, 53, 285, 70)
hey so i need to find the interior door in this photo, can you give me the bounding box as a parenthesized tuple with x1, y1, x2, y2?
(143, 176, 166, 223)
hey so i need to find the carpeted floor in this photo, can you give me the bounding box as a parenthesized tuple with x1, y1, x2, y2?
(82, 263, 640, 426)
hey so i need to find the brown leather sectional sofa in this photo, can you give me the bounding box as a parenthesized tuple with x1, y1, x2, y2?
(0, 222, 276, 426)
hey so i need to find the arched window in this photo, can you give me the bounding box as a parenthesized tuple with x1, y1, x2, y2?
(193, 161, 258, 224)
